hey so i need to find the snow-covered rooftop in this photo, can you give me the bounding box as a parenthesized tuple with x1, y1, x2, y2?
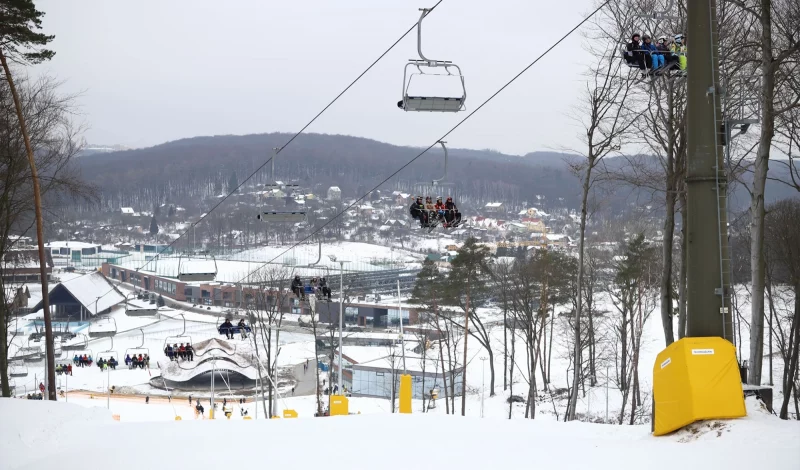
(45, 241, 100, 250)
(31, 272, 125, 314)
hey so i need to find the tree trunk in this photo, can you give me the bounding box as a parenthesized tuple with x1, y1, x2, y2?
(778, 282, 799, 419)
(509, 325, 515, 419)
(439, 342, 449, 415)
(487, 346, 496, 397)
(461, 280, 470, 416)
(661, 186, 677, 345)
(503, 302, 508, 391)
(0, 306, 9, 397)
(0, 49, 55, 401)
(547, 305, 554, 384)
(569, 157, 593, 421)
(766, 280, 775, 385)
(749, 0, 776, 386)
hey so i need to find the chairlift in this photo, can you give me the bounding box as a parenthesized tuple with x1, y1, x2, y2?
(125, 304, 158, 317)
(256, 211, 307, 223)
(263, 147, 301, 193)
(217, 315, 251, 338)
(70, 348, 95, 366)
(125, 328, 150, 360)
(62, 333, 89, 351)
(9, 361, 28, 378)
(177, 254, 218, 282)
(88, 315, 117, 338)
(163, 313, 192, 349)
(96, 337, 119, 363)
(415, 140, 455, 190)
(18, 341, 43, 362)
(398, 8, 466, 112)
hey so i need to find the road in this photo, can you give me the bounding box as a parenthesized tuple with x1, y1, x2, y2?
(286, 362, 317, 396)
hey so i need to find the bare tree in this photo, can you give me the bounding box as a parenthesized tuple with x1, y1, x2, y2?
(763, 198, 800, 419)
(246, 265, 292, 418)
(0, 75, 95, 397)
(608, 233, 659, 424)
(723, 0, 800, 385)
(565, 42, 635, 421)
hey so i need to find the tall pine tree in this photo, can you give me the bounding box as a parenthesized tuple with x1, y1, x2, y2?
(228, 170, 239, 194)
(0, 0, 57, 400)
(149, 216, 159, 235)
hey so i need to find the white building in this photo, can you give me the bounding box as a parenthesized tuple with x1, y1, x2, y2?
(327, 186, 342, 201)
(45, 241, 103, 266)
(334, 346, 463, 400)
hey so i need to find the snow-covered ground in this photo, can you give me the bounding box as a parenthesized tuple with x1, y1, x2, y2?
(1, 396, 797, 470)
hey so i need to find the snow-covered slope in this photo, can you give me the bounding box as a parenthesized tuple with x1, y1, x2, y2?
(1, 397, 796, 470)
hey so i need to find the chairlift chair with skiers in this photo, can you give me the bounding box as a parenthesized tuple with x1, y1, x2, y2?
(217, 316, 252, 338)
(125, 329, 150, 362)
(163, 313, 193, 350)
(398, 8, 466, 112)
(96, 337, 119, 364)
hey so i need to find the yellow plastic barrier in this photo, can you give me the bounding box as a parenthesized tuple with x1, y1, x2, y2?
(330, 395, 349, 416)
(283, 409, 298, 418)
(653, 337, 746, 436)
(399, 374, 412, 414)
(174, 416, 182, 421)
(271, 415, 280, 419)
(243, 416, 252, 420)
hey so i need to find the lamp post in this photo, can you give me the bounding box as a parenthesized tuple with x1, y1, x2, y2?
(328, 255, 350, 394)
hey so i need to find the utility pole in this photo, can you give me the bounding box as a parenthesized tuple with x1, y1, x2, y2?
(685, 0, 732, 340)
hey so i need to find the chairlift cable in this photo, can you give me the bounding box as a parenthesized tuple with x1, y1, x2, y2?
(239, 0, 613, 283)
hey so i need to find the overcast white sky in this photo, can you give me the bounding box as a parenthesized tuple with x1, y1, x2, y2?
(32, 0, 596, 155)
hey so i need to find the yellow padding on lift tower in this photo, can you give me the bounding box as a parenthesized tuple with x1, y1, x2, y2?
(399, 374, 412, 414)
(652, 337, 746, 436)
(330, 395, 349, 416)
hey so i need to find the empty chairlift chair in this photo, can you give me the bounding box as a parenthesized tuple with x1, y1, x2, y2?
(62, 333, 89, 351)
(177, 257, 218, 283)
(398, 8, 466, 112)
(88, 316, 117, 338)
(256, 211, 307, 223)
(9, 362, 28, 378)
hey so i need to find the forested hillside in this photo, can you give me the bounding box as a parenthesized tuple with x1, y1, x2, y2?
(74, 132, 795, 215)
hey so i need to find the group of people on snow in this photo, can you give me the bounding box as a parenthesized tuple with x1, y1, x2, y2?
(291, 275, 332, 301)
(164, 343, 194, 361)
(124, 353, 151, 369)
(219, 318, 248, 340)
(409, 195, 462, 228)
(624, 33, 687, 77)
